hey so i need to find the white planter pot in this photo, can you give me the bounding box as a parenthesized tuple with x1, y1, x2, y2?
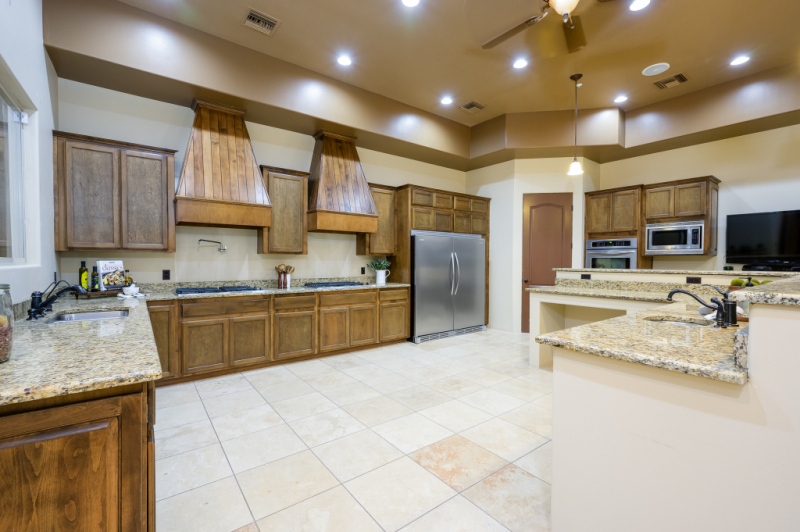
(375, 270, 389, 286)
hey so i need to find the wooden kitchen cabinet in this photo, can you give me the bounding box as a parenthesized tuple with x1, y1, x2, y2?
(54, 132, 176, 252)
(586, 192, 612, 233)
(644, 186, 675, 219)
(586, 186, 641, 234)
(471, 214, 488, 235)
(147, 302, 180, 380)
(454, 211, 471, 233)
(674, 182, 707, 217)
(259, 166, 308, 254)
(357, 185, 395, 255)
(0, 390, 151, 531)
(230, 314, 270, 368)
(380, 301, 409, 342)
(319, 307, 350, 353)
(644, 179, 712, 219)
(610, 188, 640, 231)
(273, 310, 317, 361)
(435, 210, 454, 232)
(182, 318, 229, 376)
(350, 304, 378, 346)
(411, 207, 436, 230)
(454, 196, 471, 211)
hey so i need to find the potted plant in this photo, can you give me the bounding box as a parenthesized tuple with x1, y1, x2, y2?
(367, 259, 391, 286)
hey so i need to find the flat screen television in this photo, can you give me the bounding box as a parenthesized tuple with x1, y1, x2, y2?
(726, 210, 800, 263)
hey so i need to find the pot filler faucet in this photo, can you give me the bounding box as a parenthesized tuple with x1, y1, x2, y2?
(28, 284, 87, 320)
(666, 287, 738, 329)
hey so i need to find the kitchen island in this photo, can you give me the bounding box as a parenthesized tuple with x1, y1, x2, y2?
(0, 296, 162, 531)
(535, 274, 800, 531)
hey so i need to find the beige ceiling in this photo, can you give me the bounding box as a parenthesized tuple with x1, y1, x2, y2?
(117, 0, 800, 127)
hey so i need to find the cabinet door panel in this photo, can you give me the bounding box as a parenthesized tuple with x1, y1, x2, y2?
(674, 182, 706, 217)
(433, 193, 453, 209)
(454, 196, 471, 211)
(369, 188, 395, 254)
(435, 210, 453, 232)
(319, 308, 350, 353)
(411, 188, 433, 207)
(645, 187, 675, 219)
(0, 419, 120, 531)
(182, 318, 228, 375)
(273, 311, 317, 360)
(267, 171, 307, 253)
(147, 305, 180, 379)
(121, 150, 168, 250)
(471, 214, 488, 235)
(610, 189, 639, 232)
(586, 193, 611, 233)
(411, 207, 435, 230)
(380, 302, 409, 342)
(350, 304, 378, 347)
(454, 212, 471, 234)
(471, 199, 488, 213)
(230, 314, 270, 367)
(65, 141, 120, 249)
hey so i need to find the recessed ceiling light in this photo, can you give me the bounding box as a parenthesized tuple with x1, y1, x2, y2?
(402, 0, 420, 6)
(629, 0, 650, 11)
(440, 96, 453, 105)
(730, 55, 750, 66)
(513, 58, 528, 69)
(337, 55, 352, 66)
(614, 95, 628, 103)
(642, 62, 670, 77)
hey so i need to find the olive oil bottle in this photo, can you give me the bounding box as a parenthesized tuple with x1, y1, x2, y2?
(91, 266, 100, 292)
(79, 261, 89, 290)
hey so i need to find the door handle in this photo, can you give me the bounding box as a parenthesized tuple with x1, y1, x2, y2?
(454, 252, 460, 295)
(450, 252, 455, 295)
(524, 279, 528, 283)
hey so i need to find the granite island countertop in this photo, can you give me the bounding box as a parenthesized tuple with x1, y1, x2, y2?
(0, 297, 162, 406)
(555, 268, 798, 277)
(731, 276, 800, 307)
(526, 285, 675, 303)
(144, 282, 411, 301)
(535, 301, 747, 385)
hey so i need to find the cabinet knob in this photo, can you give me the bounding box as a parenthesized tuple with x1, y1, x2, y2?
(524, 279, 529, 283)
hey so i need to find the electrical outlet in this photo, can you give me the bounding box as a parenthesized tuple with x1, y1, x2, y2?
(361, 267, 365, 275)
(162, 270, 170, 280)
(687, 276, 701, 284)
(581, 274, 591, 280)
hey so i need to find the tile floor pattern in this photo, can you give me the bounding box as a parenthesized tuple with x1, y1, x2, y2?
(154, 329, 552, 532)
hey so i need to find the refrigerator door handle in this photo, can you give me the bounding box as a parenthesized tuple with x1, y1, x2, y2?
(454, 252, 461, 295)
(450, 252, 455, 295)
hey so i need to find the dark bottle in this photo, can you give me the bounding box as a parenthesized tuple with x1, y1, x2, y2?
(124, 269, 134, 287)
(91, 266, 100, 292)
(79, 261, 89, 290)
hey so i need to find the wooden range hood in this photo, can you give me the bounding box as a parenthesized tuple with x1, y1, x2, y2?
(308, 131, 378, 234)
(175, 99, 271, 228)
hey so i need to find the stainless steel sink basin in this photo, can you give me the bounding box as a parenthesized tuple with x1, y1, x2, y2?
(48, 310, 129, 323)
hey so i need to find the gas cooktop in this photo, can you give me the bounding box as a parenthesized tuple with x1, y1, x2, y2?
(175, 286, 259, 295)
(303, 282, 366, 288)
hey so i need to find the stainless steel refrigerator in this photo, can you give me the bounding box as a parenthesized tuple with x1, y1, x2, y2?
(411, 230, 486, 343)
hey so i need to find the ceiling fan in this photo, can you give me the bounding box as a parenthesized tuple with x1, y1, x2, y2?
(482, 0, 616, 53)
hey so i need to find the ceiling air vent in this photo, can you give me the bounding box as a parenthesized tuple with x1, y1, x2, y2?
(459, 101, 486, 114)
(244, 9, 281, 36)
(653, 73, 689, 90)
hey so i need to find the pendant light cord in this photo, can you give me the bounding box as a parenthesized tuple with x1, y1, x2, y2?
(574, 79, 578, 159)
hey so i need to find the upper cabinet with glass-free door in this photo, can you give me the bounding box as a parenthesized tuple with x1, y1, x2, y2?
(54, 131, 176, 251)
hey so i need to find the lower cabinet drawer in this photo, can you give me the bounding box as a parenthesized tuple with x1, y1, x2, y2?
(379, 289, 408, 302)
(182, 299, 269, 318)
(319, 292, 376, 307)
(273, 310, 317, 360)
(273, 295, 316, 311)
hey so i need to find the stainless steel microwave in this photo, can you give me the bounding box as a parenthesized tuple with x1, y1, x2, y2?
(645, 221, 704, 255)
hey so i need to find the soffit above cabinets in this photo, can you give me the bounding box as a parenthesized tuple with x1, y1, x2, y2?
(175, 99, 272, 228)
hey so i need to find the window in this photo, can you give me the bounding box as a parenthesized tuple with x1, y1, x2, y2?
(0, 85, 25, 262)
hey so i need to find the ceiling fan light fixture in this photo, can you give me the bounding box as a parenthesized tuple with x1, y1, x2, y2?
(629, 0, 650, 11)
(549, 0, 581, 16)
(568, 158, 584, 176)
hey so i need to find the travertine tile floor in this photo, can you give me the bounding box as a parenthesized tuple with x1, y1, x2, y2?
(154, 329, 552, 532)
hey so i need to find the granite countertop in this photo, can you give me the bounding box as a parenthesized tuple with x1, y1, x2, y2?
(535, 301, 747, 385)
(731, 276, 800, 307)
(144, 282, 411, 301)
(526, 285, 674, 303)
(0, 297, 162, 407)
(555, 268, 798, 277)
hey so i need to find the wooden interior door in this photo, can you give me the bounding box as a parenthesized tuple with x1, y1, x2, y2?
(521, 193, 573, 333)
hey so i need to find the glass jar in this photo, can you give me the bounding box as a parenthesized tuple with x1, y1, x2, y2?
(0, 284, 13, 363)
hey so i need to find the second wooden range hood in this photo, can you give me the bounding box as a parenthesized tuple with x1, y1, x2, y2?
(307, 131, 378, 234)
(175, 99, 271, 228)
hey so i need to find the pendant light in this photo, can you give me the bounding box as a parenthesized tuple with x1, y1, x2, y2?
(568, 73, 584, 176)
(549, 0, 581, 22)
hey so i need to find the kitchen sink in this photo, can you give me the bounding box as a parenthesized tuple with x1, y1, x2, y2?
(48, 310, 129, 323)
(645, 317, 710, 327)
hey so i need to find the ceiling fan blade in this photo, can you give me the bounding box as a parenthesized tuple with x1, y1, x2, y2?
(481, 12, 548, 49)
(563, 14, 587, 53)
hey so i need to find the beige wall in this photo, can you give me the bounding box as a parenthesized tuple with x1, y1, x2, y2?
(0, 0, 60, 303)
(56, 79, 466, 286)
(466, 158, 597, 332)
(600, 123, 800, 270)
